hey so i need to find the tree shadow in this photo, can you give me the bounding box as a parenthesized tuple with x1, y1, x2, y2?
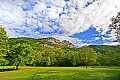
(0, 68, 19, 72)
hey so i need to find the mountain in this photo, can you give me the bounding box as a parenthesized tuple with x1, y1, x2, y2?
(62, 40, 75, 48)
(89, 45, 120, 54)
(9, 37, 75, 49)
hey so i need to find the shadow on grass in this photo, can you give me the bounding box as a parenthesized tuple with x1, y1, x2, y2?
(0, 68, 19, 72)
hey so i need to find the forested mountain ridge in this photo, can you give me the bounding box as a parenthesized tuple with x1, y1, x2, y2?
(1, 33, 120, 68)
(89, 45, 120, 54)
(8, 37, 120, 54)
(9, 37, 75, 49)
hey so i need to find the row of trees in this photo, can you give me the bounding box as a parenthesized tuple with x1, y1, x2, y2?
(31, 46, 98, 68)
(8, 43, 99, 69)
(0, 25, 120, 69)
(0, 26, 98, 69)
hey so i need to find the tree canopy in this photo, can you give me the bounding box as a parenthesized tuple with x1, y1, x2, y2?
(0, 30, 119, 68)
(0, 26, 9, 66)
(6, 37, 120, 67)
(9, 43, 33, 69)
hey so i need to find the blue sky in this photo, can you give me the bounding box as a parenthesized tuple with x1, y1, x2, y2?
(71, 27, 103, 44)
(0, 0, 120, 47)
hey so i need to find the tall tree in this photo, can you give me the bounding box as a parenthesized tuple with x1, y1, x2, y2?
(0, 26, 9, 66)
(109, 12, 120, 44)
(80, 46, 97, 68)
(67, 50, 76, 67)
(9, 43, 33, 69)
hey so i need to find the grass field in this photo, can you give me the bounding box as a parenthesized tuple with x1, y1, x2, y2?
(0, 66, 120, 80)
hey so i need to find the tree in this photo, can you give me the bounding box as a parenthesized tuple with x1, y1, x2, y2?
(80, 46, 97, 68)
(67, 50, 76, 67)
(9, 43, 33, 69)
(103, 49, 120, 66)
(109, 12, 120, 44)
(0, 26, 9, 66)
(32, 51, 43, 66)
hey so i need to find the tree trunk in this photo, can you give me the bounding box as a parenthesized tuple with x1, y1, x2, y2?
(85, 62, 87, 68)
(15, 63, 19, 70)
(16, 65, 19, 70)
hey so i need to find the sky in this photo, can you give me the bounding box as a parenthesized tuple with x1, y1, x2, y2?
(0, 0, 120, 47)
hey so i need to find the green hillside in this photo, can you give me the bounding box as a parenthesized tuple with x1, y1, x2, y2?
(89, 45, 120, 54)
(8, 37, 75, 49)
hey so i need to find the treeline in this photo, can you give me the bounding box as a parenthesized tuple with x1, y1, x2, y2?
(89, 45, 120, 66)
(0, 27, 120, 69)
(8, 38, 99, 68)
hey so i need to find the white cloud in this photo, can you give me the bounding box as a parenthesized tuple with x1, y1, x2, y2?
(103, 42, 119, 46)
(94, 37, 100, 41)
(0, 0, 120, 47)
(0, 0, 25, 30)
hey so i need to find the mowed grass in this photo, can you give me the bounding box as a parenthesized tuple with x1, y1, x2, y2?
(0, 66, 120, 80)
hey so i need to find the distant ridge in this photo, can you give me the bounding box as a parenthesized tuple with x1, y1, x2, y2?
(89, 45, 120, 54)
(9, 37, 75, 48)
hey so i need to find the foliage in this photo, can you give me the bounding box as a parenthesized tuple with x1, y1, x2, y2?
(78, 46, 97, 68)
(6, 37, 120, 67)
(8, 43, 33, 69)
(89, 45, 120, 66)
(0, 26, 9, 66)
(109, 12, 120, 44)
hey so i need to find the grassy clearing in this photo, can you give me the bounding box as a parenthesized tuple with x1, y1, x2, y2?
(0, 66, 120, 80)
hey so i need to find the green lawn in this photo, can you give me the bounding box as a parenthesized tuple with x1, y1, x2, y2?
(0, 66, 120, 80)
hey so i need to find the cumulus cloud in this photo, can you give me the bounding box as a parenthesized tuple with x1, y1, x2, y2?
(94, 37, 100, 41)
(0, 0, 120, 47)
(103, 42, 119, 46)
